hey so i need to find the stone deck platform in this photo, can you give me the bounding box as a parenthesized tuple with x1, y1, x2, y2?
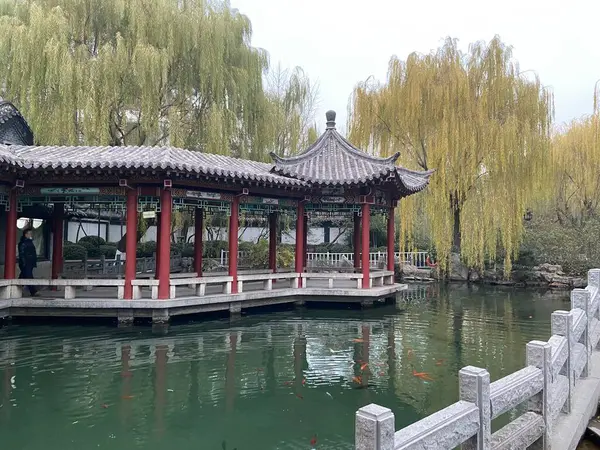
(0, 279, 406, 323)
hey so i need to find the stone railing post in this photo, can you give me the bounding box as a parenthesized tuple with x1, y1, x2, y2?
(572, 288, 592, 377)
(589, 268, 600, 292)
(459, 366, 491, 450)
(355, 403, 395, 450)
(551, 310, 573, 413)
(526, 341, 552, 450)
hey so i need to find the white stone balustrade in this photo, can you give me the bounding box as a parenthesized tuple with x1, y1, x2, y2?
(355, 268, 600, 450)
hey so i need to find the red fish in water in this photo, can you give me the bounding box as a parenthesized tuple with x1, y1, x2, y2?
(101, 404, 109, 409)
(310, 435, 318, 446)
(353, 338, 364, 343)
(296, 393, 304, 400)
(360, 363, 369, 371)
(121, 395, 135, 400)
(412, 370, 434, 381)
(121, 371, 133, 378)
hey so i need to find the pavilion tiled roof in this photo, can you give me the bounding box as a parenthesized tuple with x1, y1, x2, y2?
(270, 111, 433, 194)
(0, 144, 305, 187)
(0, 104, 433, 197)
(0, 101, 34, 146)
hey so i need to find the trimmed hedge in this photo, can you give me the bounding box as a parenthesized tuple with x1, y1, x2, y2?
(63, 243, 87, 260)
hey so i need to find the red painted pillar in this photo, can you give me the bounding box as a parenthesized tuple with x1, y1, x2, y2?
(51, 203, 64, 280)
(155, 212, 161, 278)
(229, 196, 239, 293)
(157, 188, 172, 299)
(387, 206, 395, 271)
(194, 208, 203, 276)
(295, 203, 305, 286)
(361, 203, 370, 289)
(268, 213, 277, 273)
(353, 213, 360, 270)
(4, 190, 17, 279)
(124, 189, 138, 299)
(302, 215, 308, 270)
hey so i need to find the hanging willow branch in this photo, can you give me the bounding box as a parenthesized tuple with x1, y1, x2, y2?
(0, 0, 317, 160)
(349, 36, 553, 275)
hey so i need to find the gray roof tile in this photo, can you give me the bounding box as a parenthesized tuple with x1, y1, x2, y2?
(0, 144, 306, 186)
(270, 111, 433, 194)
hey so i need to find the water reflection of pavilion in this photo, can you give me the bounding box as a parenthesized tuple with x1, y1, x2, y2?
(0, 293, 543, 447)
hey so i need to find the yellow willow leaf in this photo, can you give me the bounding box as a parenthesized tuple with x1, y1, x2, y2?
(349, 36, 553, 276)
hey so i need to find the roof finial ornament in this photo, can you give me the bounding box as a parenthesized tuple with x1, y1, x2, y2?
(325, 110, 336, 129)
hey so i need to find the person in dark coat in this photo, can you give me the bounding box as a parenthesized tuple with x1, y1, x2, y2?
(18, 228, 38, 296)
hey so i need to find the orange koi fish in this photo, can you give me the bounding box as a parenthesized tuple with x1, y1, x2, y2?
(121, 395, 135, 400)
(360, 363, 369, 371)
(296, 393, 304, 400)
(352, 376, 363, 384)
(353, 338, 364, 343)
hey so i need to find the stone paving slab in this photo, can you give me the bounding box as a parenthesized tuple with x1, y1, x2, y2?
(551, 351, 600, 450)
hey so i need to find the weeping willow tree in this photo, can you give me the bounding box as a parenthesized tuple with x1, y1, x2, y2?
(0, 0, 316, 160)
(263, 64, 319, 157)
(349, 37, 553, 274)
(550, 85, 600, 226)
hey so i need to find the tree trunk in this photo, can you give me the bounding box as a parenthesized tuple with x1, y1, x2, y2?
(453, 206, 461, 252)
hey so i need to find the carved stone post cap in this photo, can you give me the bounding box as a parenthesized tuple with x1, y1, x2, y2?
(356, 403, 393, 419)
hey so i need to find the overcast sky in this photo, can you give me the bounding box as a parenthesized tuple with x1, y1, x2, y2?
(232, 0, 600, 134)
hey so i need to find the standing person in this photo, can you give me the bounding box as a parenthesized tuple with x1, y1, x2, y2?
(18, 228, 38, 296)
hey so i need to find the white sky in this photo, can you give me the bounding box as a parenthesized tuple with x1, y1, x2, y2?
(231, 0, 600, 134)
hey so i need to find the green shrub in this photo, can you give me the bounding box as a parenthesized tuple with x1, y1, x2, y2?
(63, 243, 87, 260)
(204, 240, 228, 258)
(137, 241, 156, 257)
(78, 236, 106, 247)
(172, 242, 194, 257)
(78, 240, 102, 257)
(238, 241, 254, 252)
(519, 215, 600, 275)
(99, 244, 117, 258)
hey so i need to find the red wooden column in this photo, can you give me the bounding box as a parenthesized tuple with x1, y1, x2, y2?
(157, 188, 172, 299)
(51, 203, 64, 280)
(353, 212, 360, 270)
(268, 213, 277, 273)
(124, 188, 138, 299)
(155, 212, 161, 278)
(387, 206, 395, 271)
(194, 208, 203, 276)
(3, 190, 17, 279)
(361, 203, 370, 289)
(229, 196, 239, 293)
(294, 202, 305, 286)
(302, 215, 308, 270)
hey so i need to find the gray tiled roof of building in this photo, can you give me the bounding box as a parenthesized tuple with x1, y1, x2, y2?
(270, 110, 433, 193)
(0, 106, 433, 196)
(0, 144, 306, 186)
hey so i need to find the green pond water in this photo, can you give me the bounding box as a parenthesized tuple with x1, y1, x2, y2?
(0, 285, 572, 449)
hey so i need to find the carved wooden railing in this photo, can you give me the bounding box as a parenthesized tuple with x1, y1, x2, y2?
(355, 269, 600, 450)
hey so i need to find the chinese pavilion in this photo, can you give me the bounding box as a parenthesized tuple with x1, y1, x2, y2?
(0, 102, 433, 305)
